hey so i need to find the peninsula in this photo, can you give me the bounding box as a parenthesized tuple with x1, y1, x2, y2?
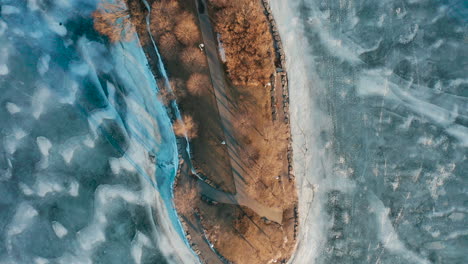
(93, 0, 298, 263)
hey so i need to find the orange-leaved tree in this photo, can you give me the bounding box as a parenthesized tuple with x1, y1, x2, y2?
(173, 115, 198, 139)
(187, 73, 210, 96)
(92, 0, 135, 42)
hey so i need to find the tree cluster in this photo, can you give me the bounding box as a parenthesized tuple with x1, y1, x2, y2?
(151, 0, 210, 103)
(208, 0, 275, 86)
(150, 0, 203, 66)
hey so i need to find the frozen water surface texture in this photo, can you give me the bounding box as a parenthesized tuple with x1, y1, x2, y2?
(0, 0, 466, 263)
(0, 0, 194, 263)
(271, 0, 467, 263)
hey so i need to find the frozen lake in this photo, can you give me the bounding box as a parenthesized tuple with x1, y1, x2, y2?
(0, 0, 466, 263)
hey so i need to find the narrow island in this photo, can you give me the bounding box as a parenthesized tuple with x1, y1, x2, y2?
(93, 0, 298, 263)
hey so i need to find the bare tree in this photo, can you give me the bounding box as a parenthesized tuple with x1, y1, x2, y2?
(187, 73, 210, 96)
(181, 47, 207, 72)
(92, 0, 135, 43)
(158, 32, 181, 60)
(173, 115, 198, 139)
(169, 78, 187, 98)
(174, 13, 200, 46)
(152, 0, 181, 16)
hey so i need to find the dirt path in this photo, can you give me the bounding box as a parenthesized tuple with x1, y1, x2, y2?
(194, 0, 283, 224)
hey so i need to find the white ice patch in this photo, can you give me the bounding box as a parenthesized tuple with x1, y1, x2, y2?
(0, 64, 9, 75)
(83, 135, 95, 148)
(131, 232, 152, 264)
(36, 180, 63, 197)
(59, 80, 79, 105)
(5, 102, 20, 114)
(32, 85, 51, 119)
(1, 5, 20, 15)
(43, 14, 67, 36)
(36, 136, 52, 156)
(4, 136, 18, 155)
(19, 183, 34, 196)
(70, 62, 89, 76)
(37, 54, 51, 76)
(7, 202, 38, 237)
(56, 0, 72, 7)
(448, 212, 465, 221)
(97, 185, 141, 205)
(77, 224, 106, 251)
(109, 153, 138, 175)
(34, 257, 49, 264)
(28, 0, 39, 11)
(0, 19, 8, 37)
(60, 145, 77, 164)
(30, 30, 44, 39)
(428, 163, 455, 199)
(52, 221, 68, 238)
(399, 24, 419, 44)
(0, 157, 12, 181)
(446, 124, 468, 147)
(69, 180, 79, 196)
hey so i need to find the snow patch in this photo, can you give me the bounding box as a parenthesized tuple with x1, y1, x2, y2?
(36, 180, 64, 197)
(52, 221, 68, 238)
(69, 180, 79, 196)
(6, 102, 20, 114)
(1, 5, 20, 15)
(36, 136, 52, 156)
(109, 157, 135, 175)
(32, 85, 51, 119)
(37, 54, 51, 76)
(28, 0, 40, 11)
(0, 64, 9, 75)
(70, 62, 89, 76)
(60, 145, 77, 164)
(8, 202, 38, 237)
(0, 19, 8, 36)
(34, 257, 49, 264)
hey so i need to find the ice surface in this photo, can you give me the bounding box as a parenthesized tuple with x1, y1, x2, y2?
(5, 102, 20, 114)
(0, 0, 193, 263)
(271, 0, 467, 263)
(52, 221, 68, 238)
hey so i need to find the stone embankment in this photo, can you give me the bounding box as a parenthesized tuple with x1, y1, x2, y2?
(262, 0, 299, 242)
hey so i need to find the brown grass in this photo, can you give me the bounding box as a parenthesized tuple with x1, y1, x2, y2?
(186, 73, 210, 96)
